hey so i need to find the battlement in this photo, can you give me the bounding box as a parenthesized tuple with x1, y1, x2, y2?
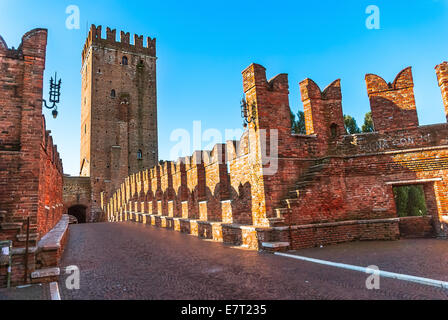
(436, 62, 448, 121)
(300, 79, 342, 101)
(299, 78, 345, 144)
(242, 63, 289, 95)
(366, 67, 418, 132)
(0, 28, 47, 60)
(366, 67, 414, 94)
(102, 60, 448, 251)
(82, 24, 156, 65)
(41, 117, 63, 175)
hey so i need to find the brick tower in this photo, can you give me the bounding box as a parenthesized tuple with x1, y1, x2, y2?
(80, 25, 158, 222)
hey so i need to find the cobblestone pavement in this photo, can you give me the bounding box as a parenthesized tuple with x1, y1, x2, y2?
(59, 222, 448, 300)
(0, 284, 50, 300)
(288, 239, 448, 282)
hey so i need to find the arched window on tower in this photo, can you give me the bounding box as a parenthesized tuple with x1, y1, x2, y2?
(137, 150, 143, 160)
(111, 89, 116, 98)
(122, 56, 128, 65)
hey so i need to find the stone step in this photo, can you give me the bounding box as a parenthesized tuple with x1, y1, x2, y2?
(31, 267, 60, 284)
(289, 190, 300, 198)
(0, 222, 23, 230)
(285, 198, 300, 207)
(301, 171, 318, 179)
(296, 181, 312, 189)
(274, 208, 289, 218)
(68, 215, 78, 224)
(268, 217, 286, 227)
(261, 242, 290, 253)
(317, 158, 331, 165)
(16, 233, 40, 242)
(307, 164, 327, 173)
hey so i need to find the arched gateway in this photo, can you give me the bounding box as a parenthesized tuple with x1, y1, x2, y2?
(68, 205, 87, 223)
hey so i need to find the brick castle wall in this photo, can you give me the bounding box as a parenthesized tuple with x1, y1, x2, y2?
(0, 29, 64, 244)
(0, 29, 64, 286)
(104, 61, 448, 251)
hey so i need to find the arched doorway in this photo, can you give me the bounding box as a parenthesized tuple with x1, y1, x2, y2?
(68, 205, 87, 224)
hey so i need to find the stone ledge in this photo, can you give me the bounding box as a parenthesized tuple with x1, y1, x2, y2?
(127, 211, 264, 232)
(197, 220, 222, 226)
(38, 215, 69, 251)
(12, 247, 38, 255)
(221, 223, 259, 231)
(16, 233, 40, 242)
(0, 222, 23, 230)
(31, 267, 60, 279)
(261, 242, 290, 249)
(399, 215, 433, 221)
(272, 217, 400, 231)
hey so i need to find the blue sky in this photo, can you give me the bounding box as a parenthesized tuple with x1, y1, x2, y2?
(1, 0, 448, 175)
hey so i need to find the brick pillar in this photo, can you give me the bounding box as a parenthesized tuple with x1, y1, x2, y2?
(106, 27, 116, 42)
(239, 64, 294, 226)
(17, 29, 48, 243)
(186, 151, 206, 219)
(435, 62, 448, 122)
(173, 160, 188, 218)
(150, 166, 161, 215)
(160, 161, 174, 216)
(243, 64, 292, 138)
(365, 67, 419, 132)
(299, 78, 344, 155)
(203, 144, 230, 222)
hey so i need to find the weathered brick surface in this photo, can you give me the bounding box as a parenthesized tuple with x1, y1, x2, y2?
(62, 176, 91, 222)
(105, 62, 448, 251)
(0, 29, 64, 287)
(398, 216, 435, 238)
(366, 67, 419, 132)
(436, 61, 448, 122)
(78, 25, 158, 222)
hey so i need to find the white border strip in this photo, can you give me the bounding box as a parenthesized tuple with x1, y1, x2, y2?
(49, 282, 61, 300)
(275, 252, 448, 290)
(385, 178, 442, 185)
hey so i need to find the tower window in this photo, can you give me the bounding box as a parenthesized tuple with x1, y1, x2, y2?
(122, 56, 128, 65)
(137, 150, 143, 160)
(111, 89, 116, 98)
(330, 123, 338, 138)
(137, 60, 144, 70)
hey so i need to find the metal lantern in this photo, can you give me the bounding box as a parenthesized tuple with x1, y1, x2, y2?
(240, 97, 257, 126)
(42, 72, 62, 119)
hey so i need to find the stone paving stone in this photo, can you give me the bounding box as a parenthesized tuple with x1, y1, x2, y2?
(58, 222, 448, 300)
(0, 283, 50, 300)
(288, 239, 448, 282)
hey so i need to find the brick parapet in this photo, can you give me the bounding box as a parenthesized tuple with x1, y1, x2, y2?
(0, 29, 64, 287)
(105, 61, 448, 249)
(82, 25, 156, 66)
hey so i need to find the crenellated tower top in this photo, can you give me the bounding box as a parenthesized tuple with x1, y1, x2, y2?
(82, 24, 156, 65)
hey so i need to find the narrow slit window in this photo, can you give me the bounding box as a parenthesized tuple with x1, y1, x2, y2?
(330, 123, 338, 138)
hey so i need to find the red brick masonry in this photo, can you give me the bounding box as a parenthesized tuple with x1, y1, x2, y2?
(105, 62, 448, 251)
(0, 29, 64, 286)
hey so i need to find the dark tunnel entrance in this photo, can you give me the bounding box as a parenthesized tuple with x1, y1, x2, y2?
(68, 205, 87, 224)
